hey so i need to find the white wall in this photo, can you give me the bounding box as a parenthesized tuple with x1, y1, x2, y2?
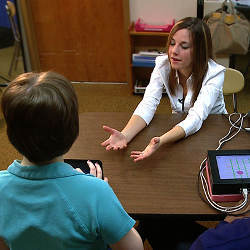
(129, 0, 197, 24)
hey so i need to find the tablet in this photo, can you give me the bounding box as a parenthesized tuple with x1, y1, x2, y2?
(207, 150, 250, 195)
(64, 159, 104, 180)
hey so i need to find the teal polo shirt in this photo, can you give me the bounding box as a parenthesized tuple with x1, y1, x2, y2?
(0, 160, 135, 250)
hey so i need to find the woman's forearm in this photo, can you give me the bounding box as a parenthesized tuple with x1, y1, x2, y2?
(159, 125, 186, 146)
(121, 115, 147, 143)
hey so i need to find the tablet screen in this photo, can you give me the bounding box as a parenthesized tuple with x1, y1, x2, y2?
(216, 155, 250, 179)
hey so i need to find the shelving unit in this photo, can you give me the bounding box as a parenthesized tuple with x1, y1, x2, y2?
(128, 24, 169, 94)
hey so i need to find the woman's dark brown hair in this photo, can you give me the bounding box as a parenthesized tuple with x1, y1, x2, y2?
(1, 71, 79, 164)
(167, 17, 213, 105)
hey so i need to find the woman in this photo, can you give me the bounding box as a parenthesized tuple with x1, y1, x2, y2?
(101, 17, 227, 161)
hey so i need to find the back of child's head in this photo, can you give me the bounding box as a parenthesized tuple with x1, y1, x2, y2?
(1, 71, 79, 164)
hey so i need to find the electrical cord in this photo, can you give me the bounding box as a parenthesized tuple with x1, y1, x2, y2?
(226, 112, 250, 132)
(198, 112, 249, 214)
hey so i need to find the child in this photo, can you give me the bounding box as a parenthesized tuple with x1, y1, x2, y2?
(0, 72, 143, 250)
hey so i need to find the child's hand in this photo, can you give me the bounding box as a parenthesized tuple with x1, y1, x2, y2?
(76, 160, 108, 182)
(87, 160, 108, 182)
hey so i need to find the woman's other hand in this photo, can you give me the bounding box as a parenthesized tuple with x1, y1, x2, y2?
(130, 137, 161, 162)
(101, 125, 127, 150)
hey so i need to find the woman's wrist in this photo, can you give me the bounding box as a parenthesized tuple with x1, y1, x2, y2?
(121, 131, 130, 144)
(122, 115, 147, 144)
(159, 135, 166, 147)
(160, 131, 172, 146)
(159, 127, 185, 146)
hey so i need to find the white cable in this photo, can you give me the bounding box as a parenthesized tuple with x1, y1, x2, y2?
(200, 160, 248, 213)
(228, 112, 242, 129)
(201, 167, 248, 212)
(200, 163, 248, 213)
(199, 113, 249, 213)
(217, 113, 247, 151)
(229, 112, 250, 131)
(200, 132, 247, 211)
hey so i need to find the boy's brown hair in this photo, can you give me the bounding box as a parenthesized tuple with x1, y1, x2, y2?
(1, 71, 79, 164)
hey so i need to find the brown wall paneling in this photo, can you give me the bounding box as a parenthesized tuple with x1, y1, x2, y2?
(28, 0, 129, 82)
(18, 0, 40, 71)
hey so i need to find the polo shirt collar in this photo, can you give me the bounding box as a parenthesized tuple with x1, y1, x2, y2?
(7, 160, 85, 180)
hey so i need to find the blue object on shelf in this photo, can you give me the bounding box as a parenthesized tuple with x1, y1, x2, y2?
(132, 61, 155, 67)
(0, 0, 15, 28)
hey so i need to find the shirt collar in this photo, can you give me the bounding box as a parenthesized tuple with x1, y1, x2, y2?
(7, 160, 87, 180)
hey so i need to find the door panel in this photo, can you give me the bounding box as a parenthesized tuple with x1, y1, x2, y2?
(29, 0, 128, 82)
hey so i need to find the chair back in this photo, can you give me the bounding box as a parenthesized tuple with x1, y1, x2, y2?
(5, 1, 20, 42)
(223, 68, 245, 112)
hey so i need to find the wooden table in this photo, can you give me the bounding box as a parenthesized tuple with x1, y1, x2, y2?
(65, 112, 250, 220)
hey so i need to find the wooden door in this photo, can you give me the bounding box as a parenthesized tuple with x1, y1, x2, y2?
(25, 0, 129, 82)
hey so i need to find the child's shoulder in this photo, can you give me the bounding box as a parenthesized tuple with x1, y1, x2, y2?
(0, 170, 11, 177)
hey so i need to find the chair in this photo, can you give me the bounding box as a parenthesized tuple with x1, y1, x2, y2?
(5, 0, 22, 76)
(223, 68, 245, 113)
(243, 57, 250, 82)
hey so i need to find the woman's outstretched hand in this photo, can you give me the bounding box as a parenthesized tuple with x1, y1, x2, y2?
(101, 125, 128, 150)
(130, 137, 161, 162)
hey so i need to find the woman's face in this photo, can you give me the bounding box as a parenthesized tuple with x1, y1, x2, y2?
(168, 28, 193, 77)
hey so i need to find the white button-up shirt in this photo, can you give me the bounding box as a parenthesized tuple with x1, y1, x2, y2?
(133, 55, 227, 137)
